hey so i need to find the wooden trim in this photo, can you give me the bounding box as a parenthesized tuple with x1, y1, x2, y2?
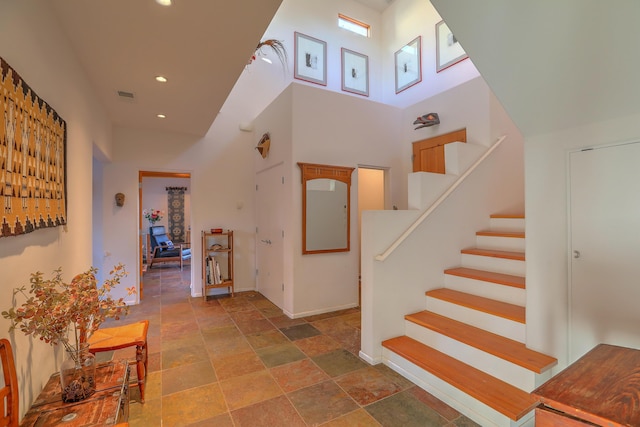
(138, 170, 192, 299)
(298, 162, 354, 255)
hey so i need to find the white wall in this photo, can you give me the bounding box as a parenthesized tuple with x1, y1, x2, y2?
(101, 120, 259, 301)
(253, 83, 403, 317)
(0, 1, 113, 417)
(525, 111, 640, 372)
(381, 0, 480, 107)
(361, 78, 524, 362)
(141, 176, 191, 241)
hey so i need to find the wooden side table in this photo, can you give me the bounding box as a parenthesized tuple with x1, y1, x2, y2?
(531, 343, 640, 426)
(20, 360, 130, 426)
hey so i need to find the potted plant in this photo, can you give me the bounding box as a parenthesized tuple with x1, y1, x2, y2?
(2, 264, 135, 402)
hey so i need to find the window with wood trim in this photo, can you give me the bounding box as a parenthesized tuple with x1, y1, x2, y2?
(338, 14, 370, 37)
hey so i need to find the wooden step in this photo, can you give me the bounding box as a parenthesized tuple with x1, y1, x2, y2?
(382, 336, 539, 421)
(490, 214, 524, 219)
(476, 230, 525, 239)
(406, 311, 557, 373)
(444, 267, 525, 289)
(461, 247, 525, 261)
(426, 288, 525, 323)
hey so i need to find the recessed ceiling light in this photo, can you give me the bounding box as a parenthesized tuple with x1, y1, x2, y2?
(155, 0, 172, 6)
(157, 114, 166, 119)
(155, 76, 168, 83)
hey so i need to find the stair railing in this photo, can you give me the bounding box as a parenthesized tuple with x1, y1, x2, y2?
(375, 135, 507, 262)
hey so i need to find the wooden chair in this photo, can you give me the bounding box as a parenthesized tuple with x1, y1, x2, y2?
(148, 226, 191, 270)
(0, 338, 18, 427)
(87, 320, 149, 403)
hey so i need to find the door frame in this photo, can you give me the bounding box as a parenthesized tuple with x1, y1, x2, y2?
(566, 139, 640, 361)
(138, 170, 191, 299)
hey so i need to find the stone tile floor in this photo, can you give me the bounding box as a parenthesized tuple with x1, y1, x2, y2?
(104, 263, 479, 426)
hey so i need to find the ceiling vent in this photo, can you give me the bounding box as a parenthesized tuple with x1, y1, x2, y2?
(117, 90, 135, 99)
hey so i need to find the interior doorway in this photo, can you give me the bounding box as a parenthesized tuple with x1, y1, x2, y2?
(568, 141, 640, 361)
(357, 166, 386, 305)
(139, 171, 191, 299)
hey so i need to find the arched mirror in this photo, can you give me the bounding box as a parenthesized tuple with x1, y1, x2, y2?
(298, 162, 355, 254)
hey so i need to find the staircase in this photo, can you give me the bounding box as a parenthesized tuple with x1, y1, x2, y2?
(381, 214, 557, 427)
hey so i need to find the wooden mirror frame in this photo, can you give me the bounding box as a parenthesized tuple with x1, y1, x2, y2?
(298, 162, 355, 254)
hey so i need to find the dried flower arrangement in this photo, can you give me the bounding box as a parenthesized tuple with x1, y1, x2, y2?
(2, 264, 136, 401)
(249, 39, 288, 69)
(2, 264, 135, 352)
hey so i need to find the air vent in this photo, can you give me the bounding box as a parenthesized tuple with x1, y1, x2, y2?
(117, 90, 135, 99)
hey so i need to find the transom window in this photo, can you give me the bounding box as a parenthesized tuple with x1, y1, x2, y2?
(338, 14, 370, 37)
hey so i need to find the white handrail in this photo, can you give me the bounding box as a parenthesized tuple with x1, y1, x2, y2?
(375, 135, 507, 261)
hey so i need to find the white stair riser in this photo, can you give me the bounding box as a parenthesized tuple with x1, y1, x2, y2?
(476, 235, 525, 252)
(489, 217, 525, 231)
(405, 322, 537, 391)
(444, 274, 526, 306)
(382, 349, 535, 427)
(461, 253, 525, 276)
(426, 297, 525, 343)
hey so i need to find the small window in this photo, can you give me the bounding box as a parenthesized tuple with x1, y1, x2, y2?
(338, 14, 370, 37)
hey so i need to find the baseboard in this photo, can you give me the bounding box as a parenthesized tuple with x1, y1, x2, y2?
(359, 350, 381, 365)
(286, 302, 359, 319)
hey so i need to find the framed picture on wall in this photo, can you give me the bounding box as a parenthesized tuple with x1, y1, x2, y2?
(341, 48, 369, 97)
(436, 20, 469, 72)
(395, 36, 422, 93)
(294, 31, 327, 86)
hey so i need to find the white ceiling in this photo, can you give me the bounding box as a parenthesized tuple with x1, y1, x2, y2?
(431, 0, 640, 138)
(48, 0, 400, 138)
(50, 0, 283, 137)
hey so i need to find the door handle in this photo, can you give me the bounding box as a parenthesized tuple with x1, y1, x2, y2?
(573, 250, 580, 259)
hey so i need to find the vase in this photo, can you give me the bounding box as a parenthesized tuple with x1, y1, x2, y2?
(59, 343, 96, 403)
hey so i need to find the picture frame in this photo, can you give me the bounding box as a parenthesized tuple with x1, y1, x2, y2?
(294, 32, 327, 86)
(394, 36, 422, 93)
(436, 20, 469, 72)
(341, 48, 369, 97)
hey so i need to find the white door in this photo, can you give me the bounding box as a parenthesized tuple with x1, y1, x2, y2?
(569, 142, 640, 361)
(255, 163, 284, 308)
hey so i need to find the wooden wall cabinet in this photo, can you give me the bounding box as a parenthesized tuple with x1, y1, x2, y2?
(201, 230, 234, 299)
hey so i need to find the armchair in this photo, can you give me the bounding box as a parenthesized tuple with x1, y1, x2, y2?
(148, 225, 191, 269)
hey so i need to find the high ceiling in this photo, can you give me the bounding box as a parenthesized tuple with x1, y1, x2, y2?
(48, 0, 401, 138)
(50, 0, 283, 137)
(431, 0, 640, 138)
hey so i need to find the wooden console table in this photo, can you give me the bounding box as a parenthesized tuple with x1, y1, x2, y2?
(532, 343, 640, 426)
(20, 360, 129, 426)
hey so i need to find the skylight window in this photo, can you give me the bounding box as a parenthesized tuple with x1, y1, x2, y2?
(338, 14, 370, 37)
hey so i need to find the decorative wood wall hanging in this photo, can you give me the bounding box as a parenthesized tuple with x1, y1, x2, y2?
(0, 57, 67, 237)
(256, 133, 271, 158)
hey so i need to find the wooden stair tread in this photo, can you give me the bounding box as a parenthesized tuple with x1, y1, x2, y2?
(490, 214, 524, 219)
(382, 336, 539, 421)
(476, 230, 525, 238)
(461, 247, 525, 261)
(406, 311, 557, 373)
(426, 288, 525, 323)
(444, 267, 525, 289)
